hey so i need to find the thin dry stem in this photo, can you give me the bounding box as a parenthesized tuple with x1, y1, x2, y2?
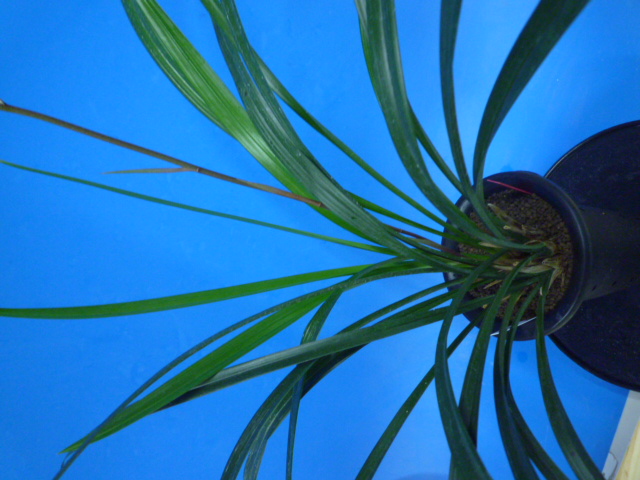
(0, 101, 324, 207)
(1, 101, 456, 252)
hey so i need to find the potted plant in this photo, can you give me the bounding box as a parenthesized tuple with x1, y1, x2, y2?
(1, 0, 636, 479)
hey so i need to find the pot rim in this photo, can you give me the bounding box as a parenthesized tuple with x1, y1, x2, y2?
(441, 171, 591, 341)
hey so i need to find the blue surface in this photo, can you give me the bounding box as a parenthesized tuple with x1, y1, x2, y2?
(0, 1, 635, 479)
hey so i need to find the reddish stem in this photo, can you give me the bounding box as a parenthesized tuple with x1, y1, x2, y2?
(486, 179, 533, 195)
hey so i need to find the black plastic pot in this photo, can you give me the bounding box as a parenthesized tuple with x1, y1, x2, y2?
(442, 122, 640, 390)
(442, 171, 640, 341)
(546, 121, 640, 390)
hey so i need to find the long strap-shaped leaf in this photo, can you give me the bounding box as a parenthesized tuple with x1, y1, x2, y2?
(222, 347, 356, 480)
(440, 0, 469, 189)
(356, 0, 539, 251)
(0, 102, 323, 208)
(353, 193, 452, 240)
(0, 264, 367, 319)
(0, 160, 392, 255)
(69, 280, 528, 473)
(0, 101, 445, 244)
(162, 279, 465, 410)
(65, 294, 328, 462)
(124, 0, 467, 252)
(181, 291, 500, 407)
(240, 292, 346, 480)
(60, 260, 432, 452)
(121, 0, 372, 241)
(251, 262, 446, 479)
(221, 280, 467, 480)
(494, 286, 571, 480)
(504, 379, 571, 478)
(53, 280, 330, 479)
(121, 0, 293, 186)
(256, 58, 453, 230)
(473, 0, 590, 189)
(56, 292, 328, 480)
(493, 292, 541, 480)
(171, 275, 528, 478)
(355, 0, 465, 227)
(448, 257, 533, 480)
(285, 292, 341, 480)
(232, 300, 484, 480)
(130, 290, 517, 479)
(54, 260, 417, 479)
(434, 252, 507, 480)
(410, 106, 464, 198)
(190, 0, 448, 235)
(456, 257, 534, 441)
(439, 0, 504, 239)
(204, 1, 469, 234)
(176, 291, 495, 431)
(534, 290, 605, 480)
(206, 0, 434, 261)
(356, 319, 478, 480)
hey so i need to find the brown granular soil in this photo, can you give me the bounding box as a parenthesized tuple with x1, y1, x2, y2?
(460, 189, 574, 320)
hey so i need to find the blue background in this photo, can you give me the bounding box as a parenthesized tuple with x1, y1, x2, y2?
(1, 1, 638, 479)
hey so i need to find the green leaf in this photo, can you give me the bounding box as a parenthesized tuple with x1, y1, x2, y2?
(473, 0, 590, 187)
(121, 0, 295, 187)
(286, 292, 341, 480)
(122, 0, 369, 240)
(493, 291, 541, 480)
(61, 273, 510, 478)
(505, 390, 571, 480)
(457, 257, 534, 441)
(410, 106, 464, 196)
(163, 279, 464, 410)
(439, 0, 468, 188)
(434, 252, 508, 480)
(222, 348, 357, 480)
(0, 264, 369, 319)
(63, 293, 330, 455)
(177, 284, 520, 409)
(439, 0, 504, 239)
(61, 259, 429, 453)
(355, 0, 464, 225)
(493, 285, 571, 480)
(352, 193, 447, 239)
(534, 287, 605, 480)
(208, 0, 428, 260)
(200, 0, 460, 234)
(174, 293, 462, 404)
(53, 289, 307, 479)
(222, 278, 468, 479)
(123, 0, 426, 244)
(357, 1, 544, 252)
(356, 319, 478, 480)
(448, 256, 533, 480)
(256, 56, 451, 230)
(55, 259, 418, 477)
(181, 295, 486, 430)
(224, 292, 344, 479)
(0, 160, 393, 255)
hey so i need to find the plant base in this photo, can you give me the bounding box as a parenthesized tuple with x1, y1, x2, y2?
(547, 121, 640, 391)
